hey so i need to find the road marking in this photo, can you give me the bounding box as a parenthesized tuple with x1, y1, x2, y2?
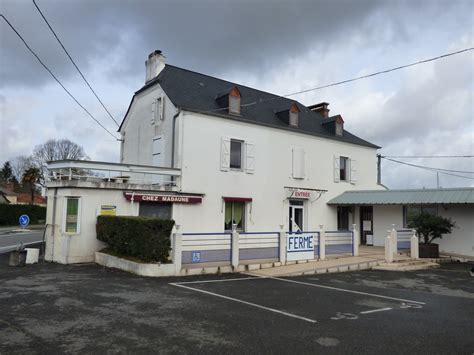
(170, 282, 317, 323)
(173, 276, 263, 285)
(360, 307, 393, 314)
(245, 273, 426, 305)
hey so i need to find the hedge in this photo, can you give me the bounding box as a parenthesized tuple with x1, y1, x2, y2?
(96, 216, 175, 263)
(0, 204, 46, 226)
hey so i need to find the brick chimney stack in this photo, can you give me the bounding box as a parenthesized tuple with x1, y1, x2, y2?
(308, 102, 330, 118)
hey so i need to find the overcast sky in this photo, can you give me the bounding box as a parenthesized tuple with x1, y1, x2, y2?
(1, 0, 473, 189)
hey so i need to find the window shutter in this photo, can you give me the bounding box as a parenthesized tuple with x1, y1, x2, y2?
(151, 101, 156, 124)
(245, 142, 255, 174)
(334, 155, 340, 183)
(350, 159, 357, 184)
(221, 137, 231, 171)
(159, 96, 165, 120)
(292, 147, 305, 179)
(153, 136, 163, 167)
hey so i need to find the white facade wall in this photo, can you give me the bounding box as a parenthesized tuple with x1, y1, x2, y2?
(437, 205, 473, 257)
(173, 111, 381, 233)
(372, 205, 404, 246)
(45, 185, 139, 264)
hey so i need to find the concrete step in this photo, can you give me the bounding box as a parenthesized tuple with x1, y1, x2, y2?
(373, 260, 440, 271)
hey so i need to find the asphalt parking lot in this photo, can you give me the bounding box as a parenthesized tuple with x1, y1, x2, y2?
(0, 257, 473, 354)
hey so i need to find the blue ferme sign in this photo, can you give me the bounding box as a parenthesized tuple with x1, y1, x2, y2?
(287, 233, 314, 261)
(191, 251, 201, 263)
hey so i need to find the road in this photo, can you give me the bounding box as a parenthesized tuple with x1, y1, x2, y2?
(0, 227, 45, 253)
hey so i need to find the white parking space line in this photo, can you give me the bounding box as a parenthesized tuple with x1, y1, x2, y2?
(170, 282, 317, 324)
(360, 307, 393, 314)
(245, 273, 426, 305)
(173, 276, 264, 285)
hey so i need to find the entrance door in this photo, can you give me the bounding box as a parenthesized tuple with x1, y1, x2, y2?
(289, 200, 304, 232)
(139, 202, 172, 219)
(359, 206, 373, 245)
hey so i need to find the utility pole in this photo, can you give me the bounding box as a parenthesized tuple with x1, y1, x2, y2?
(377, 154, 382, 185)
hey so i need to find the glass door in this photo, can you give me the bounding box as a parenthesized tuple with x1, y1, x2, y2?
(289, 200, 304, 232)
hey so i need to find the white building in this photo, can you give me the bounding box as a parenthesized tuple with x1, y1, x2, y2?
(44, 50, 472, 264)
(118, 50, 383, 236)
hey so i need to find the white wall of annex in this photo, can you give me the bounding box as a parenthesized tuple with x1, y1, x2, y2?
(437, 204, 474, 257)
(372, 205, 404, 246)
(44, 188, 139, 264)
(174, 111, 382, 233)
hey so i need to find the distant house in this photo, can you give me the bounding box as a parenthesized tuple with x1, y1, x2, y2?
(16, 193, 47, 207)
(0, 187, 17, 204)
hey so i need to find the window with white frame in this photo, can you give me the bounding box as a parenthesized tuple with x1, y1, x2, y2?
(403, 205, 438, 227)
(230, 139, 243, 169)
(64, 197, 80, 233)
(289, 111, 299, 127)
(335, 122, 343, 136)
(340, 156, 349, 181)
(229, 95, 241, 115)
(224, 201, 246, 231)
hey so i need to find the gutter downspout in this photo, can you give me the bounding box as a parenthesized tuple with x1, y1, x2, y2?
(171, 108, 181, 184)
(51, 187, 58, 262)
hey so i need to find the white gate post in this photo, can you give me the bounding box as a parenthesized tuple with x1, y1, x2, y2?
(231, 224, 240, 269)
(385, 231, 393, 263)
(279, 224, 286, 264)
(172, 225, 182, 275)
(352, 223, 359, 257)
(391, 224, 397, 255)
(319, 224, 326, 261)
(411, 229, 419, 259)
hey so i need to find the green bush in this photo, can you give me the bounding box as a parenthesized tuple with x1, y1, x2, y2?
(0, 204, 46, 226)
(96, 216, 175, 263)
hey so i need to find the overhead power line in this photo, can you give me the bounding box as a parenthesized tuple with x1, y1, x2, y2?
(205, 47, 474, 114)
(0, 14, 120, 141)
(33, 0, 119, 127)
(385, 155, 474, 159)
(382, 157, 474, 180)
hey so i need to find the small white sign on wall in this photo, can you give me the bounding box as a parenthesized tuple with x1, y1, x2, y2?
(287, 233, 315, 261)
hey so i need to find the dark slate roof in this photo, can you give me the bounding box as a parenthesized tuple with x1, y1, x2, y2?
(327, 188, 474, 205)
(122, 65, 380, 149)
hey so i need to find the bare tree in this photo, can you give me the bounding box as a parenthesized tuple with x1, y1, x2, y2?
(10, 155, 36, 182)
(32, 139, 89, 184)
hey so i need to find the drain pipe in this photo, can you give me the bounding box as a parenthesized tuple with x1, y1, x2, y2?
(50, 187, 58, 262)
(171, 108, 181, 183)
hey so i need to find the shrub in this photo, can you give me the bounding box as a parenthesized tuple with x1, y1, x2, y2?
(96, 216, 175, 263)
(0, 204, 46, 226)
(407, 213, 456, 244)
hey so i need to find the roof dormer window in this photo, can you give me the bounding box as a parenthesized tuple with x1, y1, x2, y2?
(335, 116, 344, 136)
(289, 103, 299, 127)
(228, 87, 241, 115)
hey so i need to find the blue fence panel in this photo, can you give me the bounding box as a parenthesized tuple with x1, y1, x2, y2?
(181, 232, 232, 265)
(397, 229, 413, 251)
(325, 231, 353, 255)
(239, 232, 279, 261)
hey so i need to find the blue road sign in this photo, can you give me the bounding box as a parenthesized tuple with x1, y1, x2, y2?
(19, 214, 30, 228)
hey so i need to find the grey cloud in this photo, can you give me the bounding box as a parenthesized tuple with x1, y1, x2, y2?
(2, 0, 470, 90)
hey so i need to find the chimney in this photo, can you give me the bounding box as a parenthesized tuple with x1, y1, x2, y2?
(308, 102, 330, 118)
(145, 50, 166, 83)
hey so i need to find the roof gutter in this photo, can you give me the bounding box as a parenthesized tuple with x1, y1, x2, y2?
(171, 107, 181, 169)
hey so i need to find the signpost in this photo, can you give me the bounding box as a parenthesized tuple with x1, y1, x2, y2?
(19, 214, 30, 229)
(286, 233, 315, 261)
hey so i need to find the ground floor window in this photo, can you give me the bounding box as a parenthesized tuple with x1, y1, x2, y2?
(403, 205, 438, 227)
(65, 197, 80, 233)
(337, 206, 351, 230)
(139, 202, 172, 219)
(225, 201, 245, 231)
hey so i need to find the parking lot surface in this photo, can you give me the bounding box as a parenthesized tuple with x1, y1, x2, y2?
(0, 257, 473, 354)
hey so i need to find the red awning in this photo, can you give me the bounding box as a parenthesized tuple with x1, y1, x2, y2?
(222, 196, 253, 203)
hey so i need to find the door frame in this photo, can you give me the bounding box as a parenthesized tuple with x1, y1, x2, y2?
(359, 205, 373, 245)
(289, 200, 305, 232)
